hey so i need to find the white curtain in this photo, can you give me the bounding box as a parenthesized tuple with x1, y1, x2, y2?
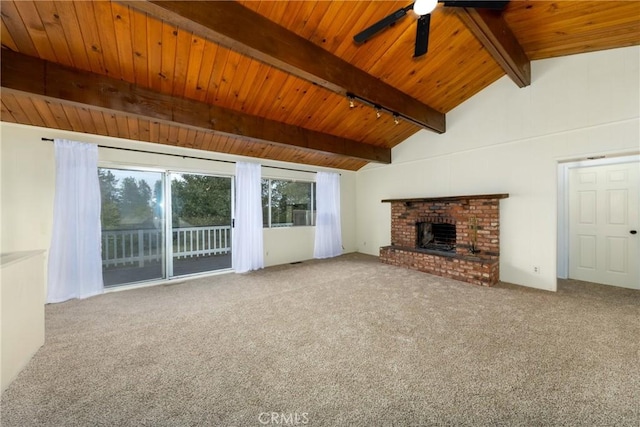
(314, 172, 342, 259)
(232, 162, 264, 273)
(47, 140, 103, 303)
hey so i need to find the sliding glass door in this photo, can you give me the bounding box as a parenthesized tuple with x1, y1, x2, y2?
(100, 169, 166, 286)
(99, 168, 232, 287)
(170, 173, 232, 276)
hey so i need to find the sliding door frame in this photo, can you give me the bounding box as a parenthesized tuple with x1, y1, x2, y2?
(98, 162, 235, 289)
(166, 170, 235, 279)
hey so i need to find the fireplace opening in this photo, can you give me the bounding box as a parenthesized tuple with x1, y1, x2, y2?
(416, 222, 456, 253)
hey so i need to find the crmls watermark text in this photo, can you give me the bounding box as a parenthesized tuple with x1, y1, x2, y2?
(258, 412, 309, 425)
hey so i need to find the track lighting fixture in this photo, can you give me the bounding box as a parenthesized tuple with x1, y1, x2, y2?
(347, 93, 413, 127)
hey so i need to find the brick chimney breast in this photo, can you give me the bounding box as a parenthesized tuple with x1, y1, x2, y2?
(380, 194, 508, 286)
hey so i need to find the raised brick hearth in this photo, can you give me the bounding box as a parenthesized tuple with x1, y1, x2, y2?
(380, 194, 508, 286)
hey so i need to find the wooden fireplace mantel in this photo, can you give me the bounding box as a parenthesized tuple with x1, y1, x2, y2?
(382, 193, 509, 204)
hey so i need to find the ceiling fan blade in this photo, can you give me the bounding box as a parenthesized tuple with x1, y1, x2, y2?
(441, 1, 509, 10)
(353, 4, 414, 44)
(414, 14, 430, 57)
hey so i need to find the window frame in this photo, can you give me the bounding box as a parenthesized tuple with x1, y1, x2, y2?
(262, 178, 316, 228)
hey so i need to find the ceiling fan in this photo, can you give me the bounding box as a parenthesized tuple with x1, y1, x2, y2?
(353, 0, 510, 57)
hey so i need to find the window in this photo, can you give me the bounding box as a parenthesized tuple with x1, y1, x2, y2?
(262, 179, 316, 227)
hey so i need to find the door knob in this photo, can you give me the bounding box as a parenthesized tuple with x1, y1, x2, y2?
(631, 230, 638, 235)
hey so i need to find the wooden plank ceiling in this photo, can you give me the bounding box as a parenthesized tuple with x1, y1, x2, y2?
(1, 1, 639, 171)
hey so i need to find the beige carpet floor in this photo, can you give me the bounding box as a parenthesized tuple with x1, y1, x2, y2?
(2, 253, 639, 426)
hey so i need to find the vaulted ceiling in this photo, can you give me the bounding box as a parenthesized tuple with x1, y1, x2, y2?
(2, 1, 639, 170)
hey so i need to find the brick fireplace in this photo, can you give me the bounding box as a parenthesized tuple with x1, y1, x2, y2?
(379, 194, 508, 286)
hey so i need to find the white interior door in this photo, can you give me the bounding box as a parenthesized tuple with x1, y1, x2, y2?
(569, 162, 639, 289)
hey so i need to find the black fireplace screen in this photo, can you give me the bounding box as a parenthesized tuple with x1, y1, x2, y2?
(416, 222, 456, 252)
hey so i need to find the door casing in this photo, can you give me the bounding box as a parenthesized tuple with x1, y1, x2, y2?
(557, 154, 639, 287)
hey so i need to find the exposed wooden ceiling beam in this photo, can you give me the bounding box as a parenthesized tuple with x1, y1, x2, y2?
(455, 7, 531, 88)
(1, 50, 390, 164)
(118, 0, 446, 133)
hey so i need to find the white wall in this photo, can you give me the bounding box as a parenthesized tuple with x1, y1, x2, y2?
(355, 46, 640, 291)
(0, 123, 357, 283)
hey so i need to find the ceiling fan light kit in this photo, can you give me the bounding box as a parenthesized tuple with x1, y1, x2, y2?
(414, 0, 438, 16)
(354, 0, 510, 58)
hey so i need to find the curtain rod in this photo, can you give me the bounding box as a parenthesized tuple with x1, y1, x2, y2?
(41, 137, 319, 174)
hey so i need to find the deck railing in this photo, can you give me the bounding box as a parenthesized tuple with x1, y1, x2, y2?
(102, 225, 231, 267)
(173, 226, 231, 259)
